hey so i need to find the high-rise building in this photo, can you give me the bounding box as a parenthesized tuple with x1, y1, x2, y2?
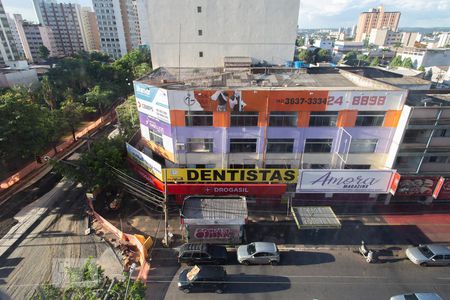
(33, 0, 85, 56)
(0, 0, 18, 65)
(80, 7, 101, 51)
(355, 6, 401, 42)
(140, 0, 300, 68)
(7, 14, 25, 59)
(13, 14, 57, 63)
(92, 0, 141, 59)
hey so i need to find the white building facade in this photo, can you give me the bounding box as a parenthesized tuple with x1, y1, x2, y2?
(0, 1, 18, 65)
(141, 0, 300, 68)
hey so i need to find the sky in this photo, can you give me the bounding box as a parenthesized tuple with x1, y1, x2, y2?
(3, 0, 450, 29)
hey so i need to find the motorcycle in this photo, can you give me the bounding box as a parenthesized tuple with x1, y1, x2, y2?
(359, 241, 375, 263)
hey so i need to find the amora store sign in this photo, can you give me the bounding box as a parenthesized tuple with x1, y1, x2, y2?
(296, 170, 395, 194)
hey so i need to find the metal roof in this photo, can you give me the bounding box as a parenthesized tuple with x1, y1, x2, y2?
(182, 196, 248, 225)
(291, 206, 341, 229)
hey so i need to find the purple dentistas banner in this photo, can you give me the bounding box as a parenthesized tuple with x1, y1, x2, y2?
(139, 112, 172, 137)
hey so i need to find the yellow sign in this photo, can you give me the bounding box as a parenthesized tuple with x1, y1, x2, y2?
(164, 168, 298, 183)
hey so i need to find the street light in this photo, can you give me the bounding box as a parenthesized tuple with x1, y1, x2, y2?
(124, 262, 137, 300)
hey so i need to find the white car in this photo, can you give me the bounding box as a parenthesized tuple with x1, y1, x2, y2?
(405, 244, 450, 266)
(390, 293, 443, 300)
(237, 242, 280, 265)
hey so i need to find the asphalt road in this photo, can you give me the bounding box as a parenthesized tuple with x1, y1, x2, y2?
(0, 181, 122, 300)
(160, 249, 450, 300)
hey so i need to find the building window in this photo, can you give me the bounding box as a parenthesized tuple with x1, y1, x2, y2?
(355, 111, 385, 126)
(310, 164, 330, 169)
(266, 139, 294, 153)
(199, 51, 203, 57)
(349, 139, 378, 153)
(434, 129, 450, 137)
(230, 138, 257, 153)
(230, 112, 258, 127)
(229, 164, 255, 169)
(198, 29, 202, 36)
(186, 138, 213, 153)
(344, 164, 371, 169)
(309, 112, 338, 127)
(148, 129, 163, 146)
(197, 6, 202, 13)
(426, 156, 450, 163)
(185, 111, 213, 126)
(269, 111, 297, 127)
(265, 164, 291, 169)
(304, 138, 333, 153)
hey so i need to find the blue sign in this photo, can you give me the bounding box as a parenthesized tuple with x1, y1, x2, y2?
(134, 83, 158, 103)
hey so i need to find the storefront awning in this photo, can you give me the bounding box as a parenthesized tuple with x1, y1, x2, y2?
(291, 206, 341, 229)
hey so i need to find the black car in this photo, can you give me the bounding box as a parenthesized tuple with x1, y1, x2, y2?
(178, 243, 228, 265)
(178, 265, 227, 294)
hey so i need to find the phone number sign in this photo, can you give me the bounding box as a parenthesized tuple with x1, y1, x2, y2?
(325, 91, 405, 111)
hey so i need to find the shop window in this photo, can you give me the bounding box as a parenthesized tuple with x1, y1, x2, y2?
(229, 164, 256, 169)
(309, 164, 330, 169)
(266, 139, 294, 153)
(355, 111, 385, 126)
(344, 164, 371, 169)
(265, 164, 291, 169)
(304, 138, 332, 153)
(186, 138, 213, 153)
(269, 111, 297, 127)
(309, 112, 338, 127)
(349, 139, 378, 153)
(185, 111, 213, 126)
(230, 138, 257, 153)
(230, 112, 258, 127)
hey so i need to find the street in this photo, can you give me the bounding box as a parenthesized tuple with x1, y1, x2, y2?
(160, 249, 450, 300)
(0, 180, 123, 299)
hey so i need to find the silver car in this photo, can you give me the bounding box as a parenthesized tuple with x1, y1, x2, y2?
(237, 242, 280, 265)
(390, 293, 443, 300)
(406, 244, 450, 266)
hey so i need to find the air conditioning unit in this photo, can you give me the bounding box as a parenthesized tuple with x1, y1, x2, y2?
(176, 143, 185, 151)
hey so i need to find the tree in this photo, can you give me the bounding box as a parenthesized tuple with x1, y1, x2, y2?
(389, 55, 403, 67)
(60, 96, 95, 141)
(298, 49, 313, 63)
(116, 95, 139, 138)
(46, 109, 68, 154)
(39, 76, 56, 110)
(393, 42, 403, 51)
(53, 137, 127, 190)
(296, 36, 305, 47)
(316, 49, 331, 62)
(84, 85, 114, 115)
(370, 57, 380, 66)
(418, 65, 425, 71)
(345, 51, 358, 61)
(38, 45, 50, 60)
(402, 57, 414, 69)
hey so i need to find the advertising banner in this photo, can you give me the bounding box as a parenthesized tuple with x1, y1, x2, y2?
(126, 143, 163, 181)
(186, 224, 243, 244)
(432, 177, 445, 199)
(296, 170, 396, 193)
(134, 82, 171, 124)
(139, 112, 172, 137)
(395, 176, 441, 197)
(167, 183, 287, 195)
(165, 168, 298, 183)
(437, 178, 450, 200)
(326, 91, 405, 111)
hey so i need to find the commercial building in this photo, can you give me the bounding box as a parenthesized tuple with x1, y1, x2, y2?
(0, 0, 18, 66)
(313, 39, 333, 51)
(80, 7, 101, 52)
(12, 14, 57, 63)
(141, 0, 299, 68)
(368, 29, 402, 47)
(126, 66, 411, 205)
(397, 48, 450, 68)
(355, 6, 401, 42)
(92, 0, 141, 59)
(33, 0, 85, 56)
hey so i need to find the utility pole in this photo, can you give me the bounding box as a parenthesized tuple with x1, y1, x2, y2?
(163, 169, 169, 247)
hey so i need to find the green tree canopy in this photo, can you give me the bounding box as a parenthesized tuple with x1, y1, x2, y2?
(370, 57, 380, 66)
(60, 96, 95, 141)
(84, 85, 114, 115)
(38, 45, 50, 60)
(298, 49, 314, 63)
(402, 57, 414, 69)
(389, 56, 403, 67)
(116, 95, 139, 138)
(316, 49, 331, 62)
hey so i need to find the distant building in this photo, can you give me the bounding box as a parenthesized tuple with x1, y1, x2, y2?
(355, 6, 401, 42)
(0, 0, 18, 66)
(7, 14, 25, 59)
(80, 7, 101, 52)
(92, 0, 141, 59)
(313, 39, 333, 50)
(368, 29, 402, 47)
(401, 32, 421, 48)
(333, 41, 364, 54)
(437, 32, 450, 48)
(33, 0, 85, 56)
(397, 48, 450, 68)
(140, 0, 300, 68)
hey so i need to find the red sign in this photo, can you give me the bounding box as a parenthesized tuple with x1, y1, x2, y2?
(194, 228, 233, 239)
(167, 183, 286, 196)
(438, 178, 450, 200)
(389, 172, 401, 195)
(127, 158, 164, 191)
(395, 176, 441, 196)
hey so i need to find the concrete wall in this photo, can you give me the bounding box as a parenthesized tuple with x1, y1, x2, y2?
(0, 69, 38, 88)
(144, 0, 299, 68)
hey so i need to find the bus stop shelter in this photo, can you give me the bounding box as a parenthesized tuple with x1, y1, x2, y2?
(291, 206, 341, 229)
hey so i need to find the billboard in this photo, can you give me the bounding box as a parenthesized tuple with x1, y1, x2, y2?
(326, 91, 406, 111)
(164, 168, 298, 183)
(395, 176, 442, 197)
(167, 183, 287, 196)
(296, 170, 396, 193)
(134, 82, 171, 124)
(437, 178, 450, 200)
(126, 143, 163, 181)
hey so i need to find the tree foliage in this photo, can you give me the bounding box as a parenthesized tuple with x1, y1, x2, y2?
(38, 45, 50, 60)
(389, 56, 403, 67)
(316, 49, 331, 62)
(116, 95, 139, 138)
(402, 57, 414, 69)
(370, 57, 380, 66)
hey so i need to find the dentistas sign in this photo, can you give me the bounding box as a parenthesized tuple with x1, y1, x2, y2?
(165, 168, 298, 183)
(296, 170, 396, 193)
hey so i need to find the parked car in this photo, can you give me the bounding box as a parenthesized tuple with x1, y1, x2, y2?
(178, 265, 227, 294)
(237, 242, 280, 265)
(406, 244, 450, 266)
(390, 292, 443, 300)
(178, 243, 228, 265)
